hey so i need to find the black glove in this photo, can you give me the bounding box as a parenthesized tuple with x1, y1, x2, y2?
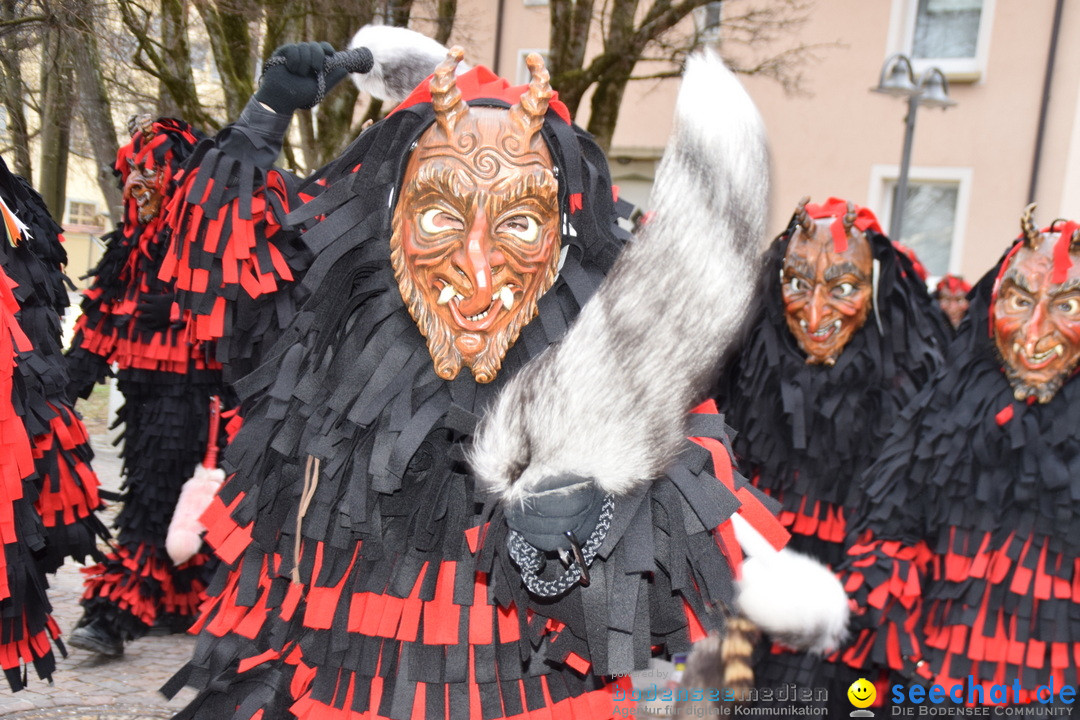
(64, 345, 112, 403)
(504, 474, 607, 553)
(255, 42, 347, 114)
(136, 293, 174, 331)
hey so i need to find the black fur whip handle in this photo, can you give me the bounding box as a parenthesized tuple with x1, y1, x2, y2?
(262, 47, 374, 108)
(323, 47, 375, 75)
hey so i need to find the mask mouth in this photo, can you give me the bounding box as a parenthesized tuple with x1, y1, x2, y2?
(800, 318, 841, 342)
(1013, 341, 1064, 370)
(449, 294, 504, 331)
(436, 282, 519, 331)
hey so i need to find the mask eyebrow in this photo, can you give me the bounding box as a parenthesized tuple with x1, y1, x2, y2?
(1053, 278, 1080, 295)
(824, 262, 868, 283)
(1002, 269, 1037, 295)
(404, 165, 475, 208)
(782, 257, 815, 279)
(488, 168, 559, 211)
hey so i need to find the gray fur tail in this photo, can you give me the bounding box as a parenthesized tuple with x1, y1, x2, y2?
(471, 50, 770, 503)
(348, 25, 465, 106)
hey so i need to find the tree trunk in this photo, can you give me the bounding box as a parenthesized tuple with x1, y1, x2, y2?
(308, 0, 379, 170)
(0, 0, 31, 178)
(38, 23, 76, 220)
(159, 0, 197, 119)
(70, 11, 124, 222)
(586, 59, 635, 153)
(548, 0, 596, 116)
(434, 0, 456, 45)
(193, 0, 255, 123)
(118, 0, 217, 132)
(387, 0, 414, 29)
(584, 0, 639, 151)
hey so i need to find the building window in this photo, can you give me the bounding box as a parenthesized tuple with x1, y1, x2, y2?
(516, 49, 550, 85)
(870, 166, 971, 281)
(894, 0, 993, 80)
(912, 0, 981, 60)
(67, 200, 101, 228)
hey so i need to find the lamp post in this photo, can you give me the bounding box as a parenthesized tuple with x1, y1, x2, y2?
(872, 53, 956, 242)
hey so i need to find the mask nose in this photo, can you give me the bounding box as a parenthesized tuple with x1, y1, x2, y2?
(455, 212, 496, 317)
(806, 285, 828, 332)
(1022, 300, 1052, 353)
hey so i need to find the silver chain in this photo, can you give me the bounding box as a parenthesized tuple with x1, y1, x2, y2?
(507, 494, 615, 598)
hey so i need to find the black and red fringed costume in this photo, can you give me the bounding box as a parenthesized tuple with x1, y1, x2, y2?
(0, 155, 114, 688)
(711, 199, 947, 706)
(842, 237, 1080, 702)
(0, 157, 109, 574)
(162, 61, 795, 720)
(0, 262, 60, 691)
(159, 101, 311, 385)
(65, 119, 228, 648)
(714, 200, 946, 567)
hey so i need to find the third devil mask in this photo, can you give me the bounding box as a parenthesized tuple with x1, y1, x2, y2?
(781, 198, 875, 366)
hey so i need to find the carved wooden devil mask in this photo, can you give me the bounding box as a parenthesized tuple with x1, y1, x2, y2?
(122, 114, 164, 225)
(391, 49, 561, 384)
(781, 198, 874, 366)
(993, 205, 1080, 403)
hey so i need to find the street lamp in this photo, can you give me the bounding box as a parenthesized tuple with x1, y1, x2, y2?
(872, 53, 956, 241)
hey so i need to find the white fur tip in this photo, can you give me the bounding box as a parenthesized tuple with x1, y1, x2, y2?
(348, 24, 464, 105)
(165, 464, 225, 566)
(735, 548, 850, 654)
(469, 46, 768, 508)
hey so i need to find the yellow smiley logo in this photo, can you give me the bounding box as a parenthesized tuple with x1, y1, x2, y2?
(848, 678, 876, 708)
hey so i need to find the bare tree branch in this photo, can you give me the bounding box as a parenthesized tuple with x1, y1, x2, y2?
(546, 0, 834, 151)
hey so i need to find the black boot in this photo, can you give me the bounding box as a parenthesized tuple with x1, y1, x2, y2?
(68, 616, 124, 657)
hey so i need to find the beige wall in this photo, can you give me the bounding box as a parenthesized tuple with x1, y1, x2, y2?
(61, 156, 111, 289)
(740, 0, 1079, 282)
(61, 232, 106, 289)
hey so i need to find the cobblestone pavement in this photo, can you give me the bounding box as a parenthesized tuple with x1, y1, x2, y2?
(0, 430, 198, 719)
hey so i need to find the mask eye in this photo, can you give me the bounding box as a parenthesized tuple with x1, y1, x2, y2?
(500, 215, 539, 244)
(1005, 291, 1033, 313)
(832, 282, 856, 298)
(785, 277, 806, 294)
(419, 208, 464, 235)
(1056, 297, 1080, 316)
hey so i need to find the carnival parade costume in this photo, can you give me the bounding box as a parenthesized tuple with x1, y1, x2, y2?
(842, 207, 1080, 705)
(712, 198, 947, 709)
(159, 99, 312, 386)
(0, 262, 57, 691)
(162, 38, 849, 719)
(0, 157, 109, 573)
(65, 118, 228, 655)
(160, 29, 451, 390)
(934, 273, 973, 331)
(0, 157, 109, 688)
(715, 198, 946, 567)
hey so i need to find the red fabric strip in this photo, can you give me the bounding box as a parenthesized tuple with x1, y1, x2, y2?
(1051, 221, 1078, 283)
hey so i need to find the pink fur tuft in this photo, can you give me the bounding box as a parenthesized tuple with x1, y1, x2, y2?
(166, 464, 225, 565)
